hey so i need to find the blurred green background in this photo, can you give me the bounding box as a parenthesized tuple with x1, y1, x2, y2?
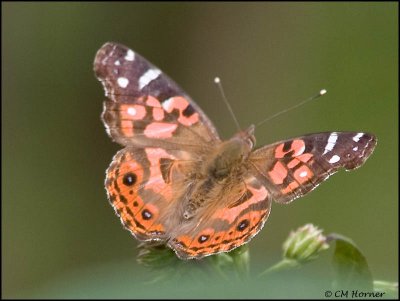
(2, 2, 398, 298)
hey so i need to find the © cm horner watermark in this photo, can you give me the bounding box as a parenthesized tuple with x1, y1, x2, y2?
(324, 290, 385, 298)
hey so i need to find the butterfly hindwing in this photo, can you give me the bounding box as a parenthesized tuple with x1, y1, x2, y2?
(106, 147, 199, 241)
(169, 176, 272, 259)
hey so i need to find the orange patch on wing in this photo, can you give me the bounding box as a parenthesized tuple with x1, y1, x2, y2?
(120, 120, 134, 137)
(291, 140, 306, 156)
(144, 122, 178, 138)
(163, 96, 199, 126)
(287, 158, 301, 169)
(163, 96, 189, 111)
(268, 161, 288, 184)
(293, 165, 314, 184)
(274, 144, 287, 159)
(152, 107, 164, 121)
(281, 181, 300, 195)
(275, 139, 306, 158)
(120, 104, 146, 120)
(146, 96, 162, 107)
(144, 148, 175, 200)
(118, 153, 145, 180)
(297, 153, 313, 163)
(174, 235, 194, 250)
(145, 148, 173, 165)
(214, 185, 268, 224)
(248, 210, 263, 226)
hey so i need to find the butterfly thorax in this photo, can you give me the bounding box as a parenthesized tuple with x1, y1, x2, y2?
(182, 126, 256, 219)
(207, 126, 255, 180)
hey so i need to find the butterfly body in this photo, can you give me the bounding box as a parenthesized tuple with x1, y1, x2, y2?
(94, 42, 376, 259)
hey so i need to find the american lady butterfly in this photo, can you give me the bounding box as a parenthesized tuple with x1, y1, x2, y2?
(94, 42, 376, 260)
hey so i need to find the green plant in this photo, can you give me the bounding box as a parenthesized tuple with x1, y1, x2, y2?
(137, 224, 397, 298)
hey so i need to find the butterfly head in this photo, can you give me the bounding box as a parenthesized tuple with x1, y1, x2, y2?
(235, 124, 256, 150)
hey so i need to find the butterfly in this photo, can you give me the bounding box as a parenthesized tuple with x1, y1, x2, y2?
(94, 42, 377, 260)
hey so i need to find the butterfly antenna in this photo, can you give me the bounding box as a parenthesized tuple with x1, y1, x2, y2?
(214, 77, 241, 131)
(255, 89, 327, 128)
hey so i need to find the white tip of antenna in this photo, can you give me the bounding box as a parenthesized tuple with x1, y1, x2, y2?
(320, 89, 327, 95)
(214, 77, 220, 83)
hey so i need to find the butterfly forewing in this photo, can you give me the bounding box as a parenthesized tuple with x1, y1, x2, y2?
(94, 42, 220, 147)
(249, 132, 377, 204)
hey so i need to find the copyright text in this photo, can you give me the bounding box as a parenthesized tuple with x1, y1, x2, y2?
(325, 290, 385, 298)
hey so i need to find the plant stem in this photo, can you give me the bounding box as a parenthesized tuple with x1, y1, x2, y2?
(258, 258, 299, 278)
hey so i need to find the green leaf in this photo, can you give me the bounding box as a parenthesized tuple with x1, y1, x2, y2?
(136, 242, 180, 269)
(227, 244, 250, 280)
(328, 233, 373, 290)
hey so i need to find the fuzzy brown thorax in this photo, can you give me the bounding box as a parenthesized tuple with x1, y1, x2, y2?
(183, 126, 256, 219)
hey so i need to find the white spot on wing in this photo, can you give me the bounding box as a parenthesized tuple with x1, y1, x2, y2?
(323, 132, 338, 155)
(139, 69, 161, 90)
(353, 133, 364, 142)
(353, 146, 358, 151)
(114, 60, 121, 66)
(162, 98, 173, 111)
(329, 155, 340, 164)
(117, 77, 129, 88)
(127, 107, 137, 116)
(125, 49, 135, 61)
(299, 171, 308, 178)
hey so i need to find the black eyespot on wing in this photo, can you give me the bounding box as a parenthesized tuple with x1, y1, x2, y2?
(198, 235, 210, 244)
(142, 209, 152, 220)
(123, 173, 137, 186)
(237, 219, 250, 232)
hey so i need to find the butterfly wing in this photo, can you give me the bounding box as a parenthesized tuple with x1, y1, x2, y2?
(94, 42, 220, 148)
(248, 132, 377, 203)
(106, 147, 195, 241)
(94, 43, 220, 242)
(169, 176, 272, 259)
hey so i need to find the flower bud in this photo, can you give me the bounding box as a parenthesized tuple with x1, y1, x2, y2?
(283, 224, 329, 263)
